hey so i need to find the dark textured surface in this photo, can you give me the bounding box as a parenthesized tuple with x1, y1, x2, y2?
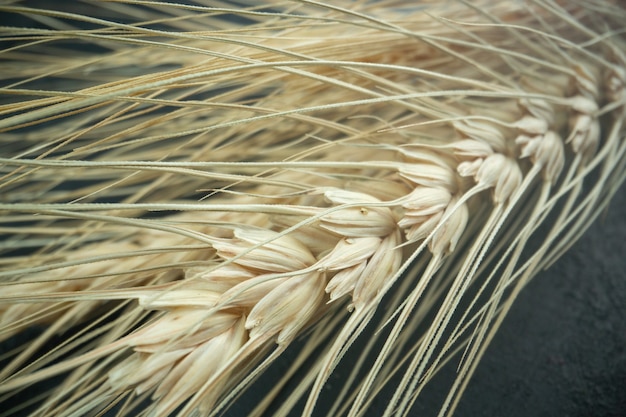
(450, 184, 626, 417)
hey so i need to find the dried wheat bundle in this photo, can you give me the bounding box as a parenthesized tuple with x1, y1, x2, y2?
(0, 1, 624, 416)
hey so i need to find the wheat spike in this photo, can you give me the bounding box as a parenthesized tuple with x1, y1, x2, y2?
(0, 1, 625, 417)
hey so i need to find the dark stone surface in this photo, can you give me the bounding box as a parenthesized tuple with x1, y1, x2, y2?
(450, 183, 626, 417)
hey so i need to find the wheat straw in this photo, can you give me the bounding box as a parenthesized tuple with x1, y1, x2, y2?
(0, 1, 624, 416)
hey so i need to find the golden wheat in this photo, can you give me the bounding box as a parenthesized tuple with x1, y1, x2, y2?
(0, 1, 624, 416)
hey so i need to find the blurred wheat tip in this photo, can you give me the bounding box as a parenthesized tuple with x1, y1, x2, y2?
(0, 1, 624, 416)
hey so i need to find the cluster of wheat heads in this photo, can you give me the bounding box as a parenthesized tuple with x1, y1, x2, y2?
(0, 1, 624, 416)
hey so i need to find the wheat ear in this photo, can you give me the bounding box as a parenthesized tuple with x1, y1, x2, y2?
(0, 1, 625, 416)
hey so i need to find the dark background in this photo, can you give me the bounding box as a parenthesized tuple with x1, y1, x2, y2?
(415, 183, 626, 417)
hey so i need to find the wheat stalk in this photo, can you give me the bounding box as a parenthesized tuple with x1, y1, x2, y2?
(0, 1, 624, 416)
